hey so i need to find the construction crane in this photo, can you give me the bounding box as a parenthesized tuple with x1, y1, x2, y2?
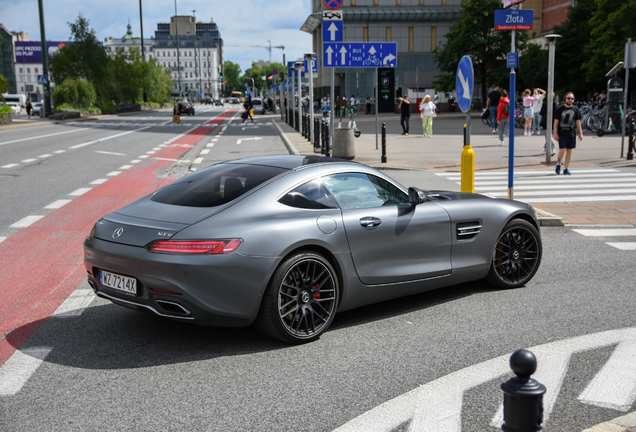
(225, 40, 284, 64)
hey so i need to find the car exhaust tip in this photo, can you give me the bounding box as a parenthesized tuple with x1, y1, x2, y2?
(87, 279, 97, 292)
(156, 300, 192, 317)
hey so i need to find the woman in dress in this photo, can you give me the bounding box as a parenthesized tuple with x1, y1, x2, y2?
(419, 95, 436, 138)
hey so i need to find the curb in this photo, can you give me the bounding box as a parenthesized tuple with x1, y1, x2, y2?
(582, 412, 636, 432)
(534, 208, 564, 227)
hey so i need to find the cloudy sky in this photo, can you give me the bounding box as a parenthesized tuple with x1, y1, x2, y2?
(0, 0, 313, 73)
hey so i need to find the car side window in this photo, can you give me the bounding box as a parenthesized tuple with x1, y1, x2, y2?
(322, 173, 408, 210)
(279, 179, 340, 210)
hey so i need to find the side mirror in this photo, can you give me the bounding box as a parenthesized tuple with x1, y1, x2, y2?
(408, 187, 426, 205)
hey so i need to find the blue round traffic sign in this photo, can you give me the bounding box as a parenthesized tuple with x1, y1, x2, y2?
(455, 56, 474, 113)
(323, 0, 343, 10)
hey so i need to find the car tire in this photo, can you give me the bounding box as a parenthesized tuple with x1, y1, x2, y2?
(255, 251, 339, 344)
(485, 219, 542, 289)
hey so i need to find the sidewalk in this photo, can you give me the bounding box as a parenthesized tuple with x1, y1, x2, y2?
(274, 115, 636, 226)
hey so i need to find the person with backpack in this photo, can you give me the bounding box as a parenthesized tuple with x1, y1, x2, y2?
(554, 91, 583, 175)
(496, 90, 510, 146)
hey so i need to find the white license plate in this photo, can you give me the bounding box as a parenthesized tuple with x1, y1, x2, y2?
(99, 270, 137, 295)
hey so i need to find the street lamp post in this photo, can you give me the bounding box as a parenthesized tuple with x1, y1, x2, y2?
(175, 0, 181, 98)
(295, 61, 303, 137)
(544, 34, 561, 164)
(290, 65, 296, 130)
(305, 52, 315, 144)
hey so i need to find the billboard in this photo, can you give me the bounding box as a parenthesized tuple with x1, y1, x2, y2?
(15, 41, 70, 64)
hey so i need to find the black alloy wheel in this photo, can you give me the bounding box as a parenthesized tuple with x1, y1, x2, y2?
(255, 252, 339, 344)
(486, 219, 542, 289)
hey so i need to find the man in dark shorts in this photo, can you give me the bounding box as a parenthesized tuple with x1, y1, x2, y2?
(554, 91, 583, 175)
(486, 85, 501, 134)
(399, 95, 411, 135)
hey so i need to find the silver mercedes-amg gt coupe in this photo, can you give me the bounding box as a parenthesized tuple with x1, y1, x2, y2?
(84, 155, 542, 344)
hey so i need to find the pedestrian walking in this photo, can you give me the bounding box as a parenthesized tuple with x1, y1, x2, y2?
(419, 94, 436, 138)
(554, 92, 583, 175)
(531, 88, 546, 135)
(340, 96, 347, 119)
(25, 99, 33, 117)
(366, 95, 371, 115)
(486, 85, 502, 134)
(496, 90, 510, 146)
(243, 95, 253, 123)
(522, 89, 539, 136)
(398, 95, 411, 135)
(433, 92, 440, 114)
(541, 93, 557, 155)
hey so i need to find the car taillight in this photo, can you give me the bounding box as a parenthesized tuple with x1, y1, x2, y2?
(146, 239, 242, 254)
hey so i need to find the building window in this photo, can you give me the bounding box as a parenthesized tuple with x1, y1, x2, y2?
(351, 0, 355, 4)
(27, 68, 31, 73)
(442, 0, 447, 4)
(19, 68, 23, 73)
(396, 0, 401, 4)
(420, 0, 424, 3)
(35, 68, 38, 73)
(363, 27, 368, 42)
(190, 62, 193, 67)
(409, 27, 414, 52)
(386, 27, 391, 42)
(189, 51, 192, 56)
(374, 0, 378, 5)
(431, 27, 437, 51)
(163, 52, 166, 57)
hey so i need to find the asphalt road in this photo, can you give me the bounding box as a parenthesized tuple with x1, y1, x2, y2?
(1, 106, 635, 431)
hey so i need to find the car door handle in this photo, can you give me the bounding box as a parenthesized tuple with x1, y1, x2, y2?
(360, 217, 382, 227)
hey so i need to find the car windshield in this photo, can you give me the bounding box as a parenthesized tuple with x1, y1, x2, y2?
(151, 163, 288, 207)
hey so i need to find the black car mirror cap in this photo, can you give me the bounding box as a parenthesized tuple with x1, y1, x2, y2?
(408, 187, 426, 205)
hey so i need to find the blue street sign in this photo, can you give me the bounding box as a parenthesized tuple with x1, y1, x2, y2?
(323, 42, 397, 68)
(507, 52, 519, 68)
(322, 21, 343, 42)
(455, 56, 474, 113)
(495, 9, 533, 31)
(304, 55, 318, 74)
(37, 75, 48, 85)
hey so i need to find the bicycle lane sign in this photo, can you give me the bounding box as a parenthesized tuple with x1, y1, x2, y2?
(323, 42, 397, 68)
(334, 327, 636, 431)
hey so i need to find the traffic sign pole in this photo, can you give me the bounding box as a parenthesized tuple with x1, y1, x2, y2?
(508, 25, 516, 200)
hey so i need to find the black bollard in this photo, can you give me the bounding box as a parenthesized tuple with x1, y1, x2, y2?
(321, 120, 327, 155)
(314, 118, 321, 152)
(501, 349, 546, 432)
(627, 118, 634, 161)
(381, 122, 387, 163)
(325, 122, 331, 157)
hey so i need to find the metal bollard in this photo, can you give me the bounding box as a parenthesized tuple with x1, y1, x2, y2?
(627, 118, 634, 161)
(461, 123, 475, 193)
(381, 122, 387, 163)
(325, 122, 331, 157)
(500, 349, 546, 432)
(321, 120, 327, 155)
(314, 118, 321, 152)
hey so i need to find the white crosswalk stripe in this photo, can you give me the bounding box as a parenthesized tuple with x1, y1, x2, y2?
(572, 228, 636, 251)
(436, 168, 636, 204)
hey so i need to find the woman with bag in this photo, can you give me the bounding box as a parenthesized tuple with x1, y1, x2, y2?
(419, 94, 436, 138)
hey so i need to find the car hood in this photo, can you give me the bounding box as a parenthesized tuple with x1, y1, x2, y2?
(425, 190, 491, 201)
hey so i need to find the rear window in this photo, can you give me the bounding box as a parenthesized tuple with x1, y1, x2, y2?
(151, 163, 288, 207)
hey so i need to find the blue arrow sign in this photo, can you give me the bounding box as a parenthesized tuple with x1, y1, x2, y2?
(322, 21, 343, 42)
(323, 42, 397, 68)
(455, 56, 473, 113)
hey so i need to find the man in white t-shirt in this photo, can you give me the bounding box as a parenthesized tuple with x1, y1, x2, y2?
(531, 88, 546, 135)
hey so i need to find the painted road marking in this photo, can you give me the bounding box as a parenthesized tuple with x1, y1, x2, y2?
(38, 154, 52, 158)
(606, 243, 636, 250)
(0, 237, 6, 243)
(95, 151, 126, 156)
(579, 339, 636, 411)
(44, 200, 71, 210)
(90, 179, 108, 185)
(193, 157, 203, 164)
(106, 171, 121, 176)
(333, 327, 636, 432)
(573, 229, 636, 237)
(68, 126, 151, 149)
(21, 158, 37, 163)
(52, 289, 95, 318)
(0, 347, 52, 396)
(119, 165, 132, 170)
(10, 215, 44, 228)
(69, 188, 91, 196)
(1, 164, 19, 169)
(0, 128, 89, 147)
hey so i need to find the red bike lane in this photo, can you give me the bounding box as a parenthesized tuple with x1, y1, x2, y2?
(0, 110, 236, 367)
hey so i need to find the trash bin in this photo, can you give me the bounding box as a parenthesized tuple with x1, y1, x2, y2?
(332, 128, 355, 160)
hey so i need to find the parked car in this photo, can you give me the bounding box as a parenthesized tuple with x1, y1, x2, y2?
(251, 98, 266, 115)
(6, 102, 22, 114)
(84, 155, 543, 344)
(177, 101, 195, 115)
(230, 98, 240, 104)
(32, 102, 43, 114)
(214, 99, 224, 106)
(203, 98, 212, 105)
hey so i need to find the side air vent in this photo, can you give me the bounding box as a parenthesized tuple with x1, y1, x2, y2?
(457, 221, 482, 240)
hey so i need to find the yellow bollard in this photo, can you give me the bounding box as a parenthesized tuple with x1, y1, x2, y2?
(461, 124, 475, 193)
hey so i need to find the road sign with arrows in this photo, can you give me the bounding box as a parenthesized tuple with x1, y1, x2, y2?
(323, 42, 397, 68)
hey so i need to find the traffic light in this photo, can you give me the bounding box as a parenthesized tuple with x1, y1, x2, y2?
(220, 74, 223, 80)
(185, 89, 188, 95)
(244, 90, 247, 94)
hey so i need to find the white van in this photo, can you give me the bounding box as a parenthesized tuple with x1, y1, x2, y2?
(2, 93, 27, 108)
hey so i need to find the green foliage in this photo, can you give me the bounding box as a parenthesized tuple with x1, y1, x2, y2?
(0, 104, 13, 120)
(517, 43, 549, 93)
(0, 73, 7, 93)
(240, 62, 285, 95)
(223, 60, 241, 94)
(582, 0, 636, 89)
(48, 14, 172, 108)
(433, 0, 528, 102)
(52, 78, 96, 108)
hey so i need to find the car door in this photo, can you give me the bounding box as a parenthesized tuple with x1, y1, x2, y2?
(322, 173, 452, 285)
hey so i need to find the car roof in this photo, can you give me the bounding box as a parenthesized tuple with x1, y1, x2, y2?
(223, 155, 359, 170)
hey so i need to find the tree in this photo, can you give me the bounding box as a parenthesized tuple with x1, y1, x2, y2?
(433, 0, 528, 102)
(552, 0, 598, 97)
(517, 43, 549, 93)
(223, 60, 241, 94)
(241, 62, 285, 96)
(582, 0, 636, 91)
